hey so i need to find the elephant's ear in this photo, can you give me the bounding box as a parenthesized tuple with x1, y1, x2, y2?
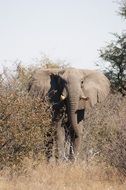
(28, 69, 64, 99)
(82, 70, 110, 107)
(28, 69, 51, 98)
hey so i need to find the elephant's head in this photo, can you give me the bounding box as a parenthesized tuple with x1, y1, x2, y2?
(58, 68, 110, 136)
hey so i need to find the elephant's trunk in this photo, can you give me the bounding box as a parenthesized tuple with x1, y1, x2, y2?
(68, 91, 79, 137)
(68, 90, 82, 157)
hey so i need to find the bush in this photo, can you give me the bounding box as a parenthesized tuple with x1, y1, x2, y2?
(82, 93, 126, 175)
(0, 59, 69, 169)
(0, 66, 52, 169)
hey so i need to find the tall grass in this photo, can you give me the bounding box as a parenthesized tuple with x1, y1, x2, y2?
(0, 160, 126, 190)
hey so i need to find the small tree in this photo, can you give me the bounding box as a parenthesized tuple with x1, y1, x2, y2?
(99, 1, 126, 95)
(119, 0, 126, 18)
(100, 33, 126, 94)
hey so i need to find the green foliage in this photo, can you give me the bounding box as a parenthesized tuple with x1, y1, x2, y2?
(119, 0, 126, 18)
(99, 1, 126, 95)
(100, 33, 126, 94)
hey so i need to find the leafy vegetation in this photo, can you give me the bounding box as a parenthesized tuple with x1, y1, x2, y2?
(119, 0, 126, 18)
(99, 0, 126, 95)
(100, 33, 126, 94)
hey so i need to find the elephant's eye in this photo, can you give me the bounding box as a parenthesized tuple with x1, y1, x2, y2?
(81, 80, 84, 84)
(81, 80, 84, 87)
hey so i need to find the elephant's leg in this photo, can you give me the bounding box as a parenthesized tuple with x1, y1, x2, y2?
(52, 102, 67, 161)
(55, 119, 66, 161)
(63, 121, 71, 160)
(44, 127, 54, 161)
(68, 126, 76, 160)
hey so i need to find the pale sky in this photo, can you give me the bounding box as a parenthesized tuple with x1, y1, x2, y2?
(0, 0, 125, 71)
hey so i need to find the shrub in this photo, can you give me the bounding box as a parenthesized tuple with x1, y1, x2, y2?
(82, 93, 126, 175)
(0, 66, 52, 169)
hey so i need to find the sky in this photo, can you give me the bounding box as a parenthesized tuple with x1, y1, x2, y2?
(0, 0, 125, 71)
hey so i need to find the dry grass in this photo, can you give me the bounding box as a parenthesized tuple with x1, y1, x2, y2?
(0, 160, 126, 190)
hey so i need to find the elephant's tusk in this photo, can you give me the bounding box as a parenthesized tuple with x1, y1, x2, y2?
(60, 95, 66, 101)
(80, 96, 89, 101)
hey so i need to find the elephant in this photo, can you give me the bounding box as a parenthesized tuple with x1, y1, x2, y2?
(28, 67, 110, 161)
